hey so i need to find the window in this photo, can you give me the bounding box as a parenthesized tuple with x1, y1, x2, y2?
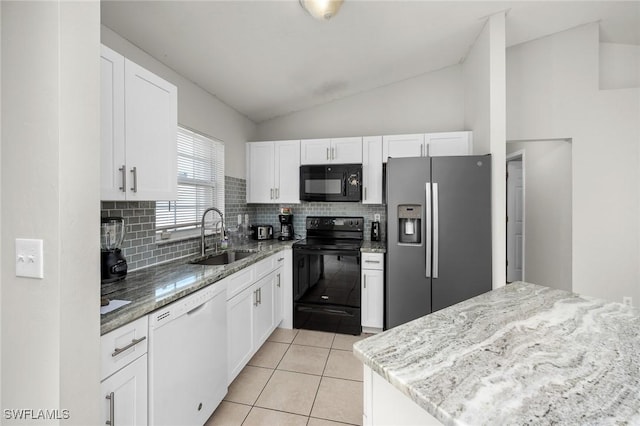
(156, 127, 224, 236)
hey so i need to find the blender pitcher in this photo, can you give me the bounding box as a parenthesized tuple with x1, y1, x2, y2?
(100, 217, 128, 283)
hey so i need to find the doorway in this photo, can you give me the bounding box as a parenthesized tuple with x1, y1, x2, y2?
(506, 151, 525, 283)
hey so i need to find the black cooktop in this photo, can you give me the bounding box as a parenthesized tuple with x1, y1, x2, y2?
(293, 216, 364, 251)
(292, 238, 363, 251)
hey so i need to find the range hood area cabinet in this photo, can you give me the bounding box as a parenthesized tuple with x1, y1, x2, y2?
(382, 131, 473, 162)
(300, 137, 363, 165)
(246, 140, 301, 204)
(101, 45, 178, 201)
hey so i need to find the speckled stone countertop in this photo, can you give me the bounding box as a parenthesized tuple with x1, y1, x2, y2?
(361, 241, 386, 253)
(353, 281, 640, 425)
(100, 240, 294, 335)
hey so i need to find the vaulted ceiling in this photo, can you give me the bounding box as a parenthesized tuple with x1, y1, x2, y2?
(101, 1, 640, 123)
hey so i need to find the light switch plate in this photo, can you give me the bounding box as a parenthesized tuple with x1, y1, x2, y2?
(16, 238, 44, 279)
(374, 214, 380, 222)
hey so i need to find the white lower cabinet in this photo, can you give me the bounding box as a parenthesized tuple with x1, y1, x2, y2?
(253, 273, 275, 348)
(274, 248, 293, 328)
(361, 253, 384, 331)
(101, 355, 148, 426)
(227, 284, 255, 381)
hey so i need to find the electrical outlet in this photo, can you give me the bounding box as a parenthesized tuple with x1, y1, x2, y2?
(374, 214, 380, 222)
(623, 296, 633, 307)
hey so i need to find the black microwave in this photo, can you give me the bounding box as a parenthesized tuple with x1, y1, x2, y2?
(300, 164, 362, 202)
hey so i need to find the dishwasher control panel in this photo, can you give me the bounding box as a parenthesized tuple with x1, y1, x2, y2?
(149, 282, 227, 330)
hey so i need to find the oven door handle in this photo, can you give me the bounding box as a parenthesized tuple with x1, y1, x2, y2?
(293, 247, 360, 257)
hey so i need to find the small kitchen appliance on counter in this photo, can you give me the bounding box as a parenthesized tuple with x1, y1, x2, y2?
(278, 208, 294, 241)
(251, 224, 274, 240)
(371, 221, 381, 241)
(100, 216, 128, 283)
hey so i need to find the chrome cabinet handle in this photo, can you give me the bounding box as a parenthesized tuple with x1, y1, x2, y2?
(118, 165, 126, 193)
(258, 288, 262, 305)
(420, 144, 424, 157)
(364, 260, 380, 264)
(364, 187, 367, 200)
(363, 275, 367, 289)
(270, 188, 273, 199)
(332, 147, 335, 160)
(277, 273, 281, 288)
(275, 188, 279, 199)
(106, 392, 115, 426)
(277, 257, 284, 262)
(326, 147, 330, 160)
(111, 336, 147, 357)
(130, 166, 138, 193)
(254, 290, 258, 306)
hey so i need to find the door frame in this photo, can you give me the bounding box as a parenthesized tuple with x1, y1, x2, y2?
(506, 150, 526, 283)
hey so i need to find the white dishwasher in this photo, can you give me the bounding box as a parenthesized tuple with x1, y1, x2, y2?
(148, 282, 227, 426)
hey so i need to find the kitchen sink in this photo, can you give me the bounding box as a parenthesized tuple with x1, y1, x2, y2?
(190, 250, 256, 266)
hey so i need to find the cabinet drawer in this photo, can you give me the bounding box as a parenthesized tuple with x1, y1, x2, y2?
(101, 315, 148, 380)
(362, 253, 384, 270)
(255, 255, 276, 280)
(226, 266, 256, 300)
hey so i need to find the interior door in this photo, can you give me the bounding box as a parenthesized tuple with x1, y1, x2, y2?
(430, 155, 492, 312)
(507, 160, 524, 282)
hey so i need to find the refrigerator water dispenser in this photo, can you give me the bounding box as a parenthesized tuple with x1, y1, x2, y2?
(398, 205, 421, 244)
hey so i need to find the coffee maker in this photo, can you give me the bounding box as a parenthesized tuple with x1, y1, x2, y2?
(278, 211, 294, 241)
(101, 217, 128, 283)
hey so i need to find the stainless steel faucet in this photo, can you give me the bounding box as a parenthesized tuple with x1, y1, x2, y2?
(201, 207, 226, 256)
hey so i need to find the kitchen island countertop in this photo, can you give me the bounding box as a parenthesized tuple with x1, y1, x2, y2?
(100, 240, 294, 335)
(353, 281, 640, 425)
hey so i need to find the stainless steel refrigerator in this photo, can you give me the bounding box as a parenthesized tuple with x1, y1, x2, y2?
(385, 155, 492, 329)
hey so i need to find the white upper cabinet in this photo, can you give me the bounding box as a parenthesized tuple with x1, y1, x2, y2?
(426, 131, 473, 157)
(246, 140, 300, 204)
(100, 45, 177, 201)
(301, 137, 362, 165)
(383, 132, 472, 162)
(362, 136, 383, 205)
(382, 134, 425, 162)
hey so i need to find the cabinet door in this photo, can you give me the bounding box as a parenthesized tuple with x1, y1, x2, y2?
(382, 134, 425, 162)
(274, 140, 300, 203)
(227, 286, 255, 383)
(253, 274, 275, 349)
(332, 137, 363, 163)
(362, 269, 384, 329)
(301, 139, 331, 165)
(247, 142, 276, 203)
(274, 266, 284, 327)
(100, 354, 148, 426)
(362, 136, 383, 204)
(100, 45, 126, 200)
(124, 59, 177, 201)
(280, 249, 294, 329)
(426, 131, 472, 157)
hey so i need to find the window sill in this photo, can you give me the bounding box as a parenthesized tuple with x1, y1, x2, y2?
(156, 229, 220, 245)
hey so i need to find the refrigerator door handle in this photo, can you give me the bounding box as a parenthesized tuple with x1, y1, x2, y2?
(433, 183, 439, 279)
(425, 182, 432, 278)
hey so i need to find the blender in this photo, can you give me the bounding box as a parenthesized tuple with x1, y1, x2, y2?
(101, 217, 128, 283)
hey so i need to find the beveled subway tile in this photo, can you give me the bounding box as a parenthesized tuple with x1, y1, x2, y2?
(278, 344, 330, 376)
(255, 370, 321, 416)
(311, 377, 363, 425)
(242, 407, 308, 426)
(204, 401, 250, 426)
(224, 365, 273, 406)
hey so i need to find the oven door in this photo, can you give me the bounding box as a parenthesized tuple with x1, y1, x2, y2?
(299, 164, 362, 202)
(293, 247, 362, 335)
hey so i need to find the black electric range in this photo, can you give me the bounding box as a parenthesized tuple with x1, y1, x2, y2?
(292, 216, 364, 335)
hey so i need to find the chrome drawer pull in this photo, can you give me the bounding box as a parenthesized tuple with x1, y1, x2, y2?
(111, 336, 147, 357)
(106, 392, 115, 426)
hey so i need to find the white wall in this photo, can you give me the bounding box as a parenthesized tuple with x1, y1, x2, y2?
(101, 26, 256, 179)
(599, 43, 640, 90)
(463, 12, 507, 289)
(254, 65, 464, 140)
(507, 141, 573, 292)
(1, 2, 100, 424)
(507, 23, 640, 304)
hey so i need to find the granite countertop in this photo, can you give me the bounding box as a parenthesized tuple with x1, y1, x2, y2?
(100, 240, 294, 335)
(353, 281, 640, 425)
(361, 241, 386, 253)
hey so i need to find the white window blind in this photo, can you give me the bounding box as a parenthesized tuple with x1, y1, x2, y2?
(156, 127, 224, 232)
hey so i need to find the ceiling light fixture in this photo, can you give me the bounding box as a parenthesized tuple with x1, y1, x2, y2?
(299, 0, 344, 21)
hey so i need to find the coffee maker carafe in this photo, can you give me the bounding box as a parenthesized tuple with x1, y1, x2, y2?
(101, 217, 128, 283)
(278, 214, 294, 241)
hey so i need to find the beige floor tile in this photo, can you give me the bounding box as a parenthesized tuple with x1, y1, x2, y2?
(248, 341, 289, 369)
(255, 370, 321, 416)
(293, 329, 335, 348)
(323, 349, 363, 381)
(308, 417, 358, 426)
(311, 377, 363, 425)
(278, 344, 330, 375)
(243, 407, 308, 426)
(204, 401, 250, 426)
(224, 365, 273, 406)
(268, 327, 299, 344)
(331, 333, 371, 351)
